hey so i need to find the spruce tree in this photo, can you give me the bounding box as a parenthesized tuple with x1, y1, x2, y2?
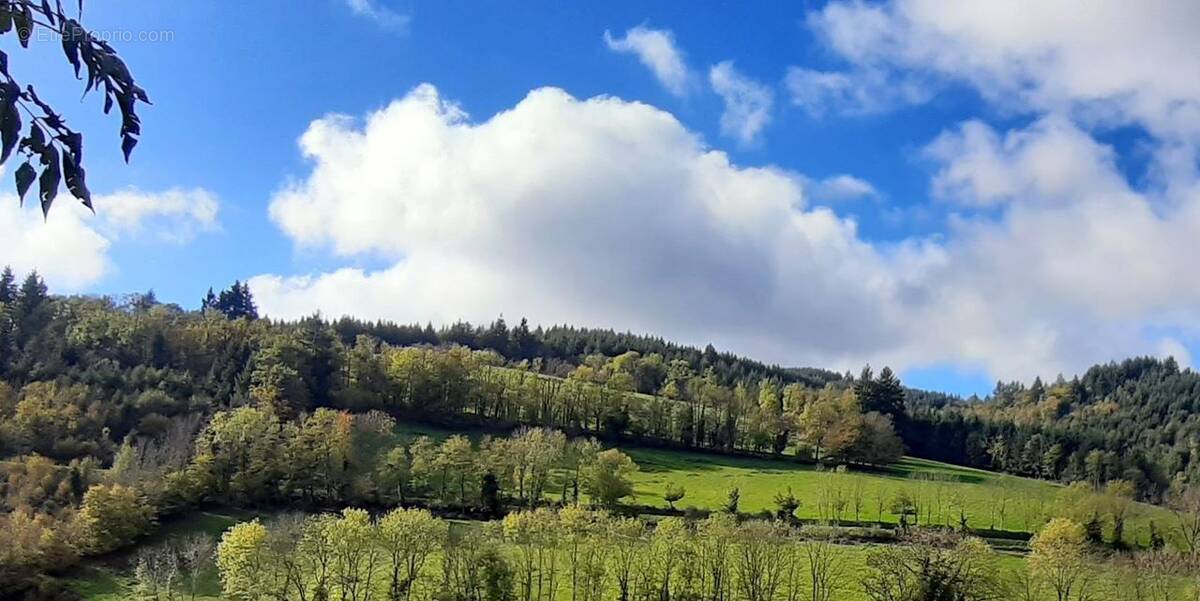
(510, 317, 539, 360)
(0, 266, 14, 374)
(200, 287, 218, 311)
(0, 266, 15, 304)
(873, 367, 906, 421)
(213, 280, 259, 320)
(13, 271, 49, 349)
(854, 365, 875, 408)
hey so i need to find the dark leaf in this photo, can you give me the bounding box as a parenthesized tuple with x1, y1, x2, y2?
(0, 49, 7, 75)
(103, 92, 112, 114)
(22, 122, 46, 154)
(0, 100, 20, 164)
(61, 146, 90, 207)
(41, 0, 54, 25)
(99, 51, 131, 82)
(38, 146, 61, 217)
(0, 11, 10, 35)
(121, 134, 137, 162)
(15, 161, 35, 205)
(81, 44, 98, 94)
(15, 4, 30, 47)
(60, 131, 82, 160)
(132, 85, 150, 104)
(61, 24, 81, 77)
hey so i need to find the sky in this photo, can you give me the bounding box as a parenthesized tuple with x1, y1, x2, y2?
(3, 0, 1200, 397)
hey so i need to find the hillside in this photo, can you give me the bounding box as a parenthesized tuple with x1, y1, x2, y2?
(0, 273, 1197, 601)
(908, 357, 1200, 501)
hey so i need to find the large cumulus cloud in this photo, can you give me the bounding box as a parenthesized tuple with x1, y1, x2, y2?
(254, 83, 1200, 381)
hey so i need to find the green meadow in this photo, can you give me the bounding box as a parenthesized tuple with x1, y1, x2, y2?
(68, 420, 1177, 600)
(390, 420, 1173, 541)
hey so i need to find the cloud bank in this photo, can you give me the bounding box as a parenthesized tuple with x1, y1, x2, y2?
(254, 82, 1200, 381)
(0, 187, 220, 290)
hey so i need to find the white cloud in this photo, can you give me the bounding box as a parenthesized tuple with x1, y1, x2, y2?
(0, 187, 221, 290)
(804, 0, 1200, 138)
(260, 84, 902, 370)
(345, 0, 409, 30)
(0, 199, 111, 290)
(604, 26, 691, 97)
(804, 174, 879, 203)
(98, 187, 221, 243)
(255, 84, 1200, 382)
(785, 66, 929, 117)
(925, 116, 1127, 207)
(709, 61, 773, 146)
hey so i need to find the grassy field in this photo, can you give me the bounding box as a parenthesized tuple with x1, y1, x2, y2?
(390, 420, 1173, 541)
(67, 420, 1177, 599)
(67, 510, 1027, 601)
(67, 510, 266, 601)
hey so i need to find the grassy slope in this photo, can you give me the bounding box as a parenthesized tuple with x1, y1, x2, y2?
(393, 420, 1173, 541)
(69, 420, 1176, 600)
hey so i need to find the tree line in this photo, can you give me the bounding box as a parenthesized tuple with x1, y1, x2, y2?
(906, 357, 1200, 502)
(202, 506, 1200, 601)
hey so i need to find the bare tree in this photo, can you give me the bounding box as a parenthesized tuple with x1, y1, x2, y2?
(797, 528, 847, 601)
(735, 521, 786, 601)
(175, 533, 214, 601)
(1169, 485, 1200, 555)
(133, 543, 180, 601)
(862, 530, 1003, 601)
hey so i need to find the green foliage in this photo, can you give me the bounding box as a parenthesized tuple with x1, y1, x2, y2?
(862, 529, 1002, 601)
(908, 357, 1198, 501)
(1, 268, 1196, 599)
(663, 482, 685, 510)
(582, 448, 637, 508)
(724, 487, 741, 514)
(773, 487, 800, 520)
(75, 483, 155, 554)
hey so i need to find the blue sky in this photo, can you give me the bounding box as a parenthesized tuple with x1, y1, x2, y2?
(4, 0, 1200, 397)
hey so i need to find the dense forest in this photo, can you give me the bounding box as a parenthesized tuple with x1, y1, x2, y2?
(5, 268, 1200, 599)
(908, 358, 1200, 502)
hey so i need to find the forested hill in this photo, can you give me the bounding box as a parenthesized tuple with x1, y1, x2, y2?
(331, 316, 848, 390)
(2, 269, 1196, 504)
(908, 356, 1200, 500)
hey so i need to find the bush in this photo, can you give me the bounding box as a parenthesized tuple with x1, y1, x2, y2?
(73, 484, 155, 554)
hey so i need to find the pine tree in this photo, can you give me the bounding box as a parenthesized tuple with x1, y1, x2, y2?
(482, 316, 510, 355)
(0, 266, 16, 304)
(201, 287, 218, 311)
(1084, 512, 1104, 545)
(872, 367, 907, 423)
(853, 365, 875, 408)
(0, 266, 14, 374)
(213, 281, 259, 320)
(510, 317, 539, 360)
(13, 271, 50, 349)
(1149, 520, 1165, 549)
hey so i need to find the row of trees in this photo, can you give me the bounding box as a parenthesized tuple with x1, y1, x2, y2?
(377, 428, 637, 510)
(340, 343, 905, 465)
(211, 506, 1200, 601)
(210, 507, 891, 601)
(330, 314, 846, 391)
